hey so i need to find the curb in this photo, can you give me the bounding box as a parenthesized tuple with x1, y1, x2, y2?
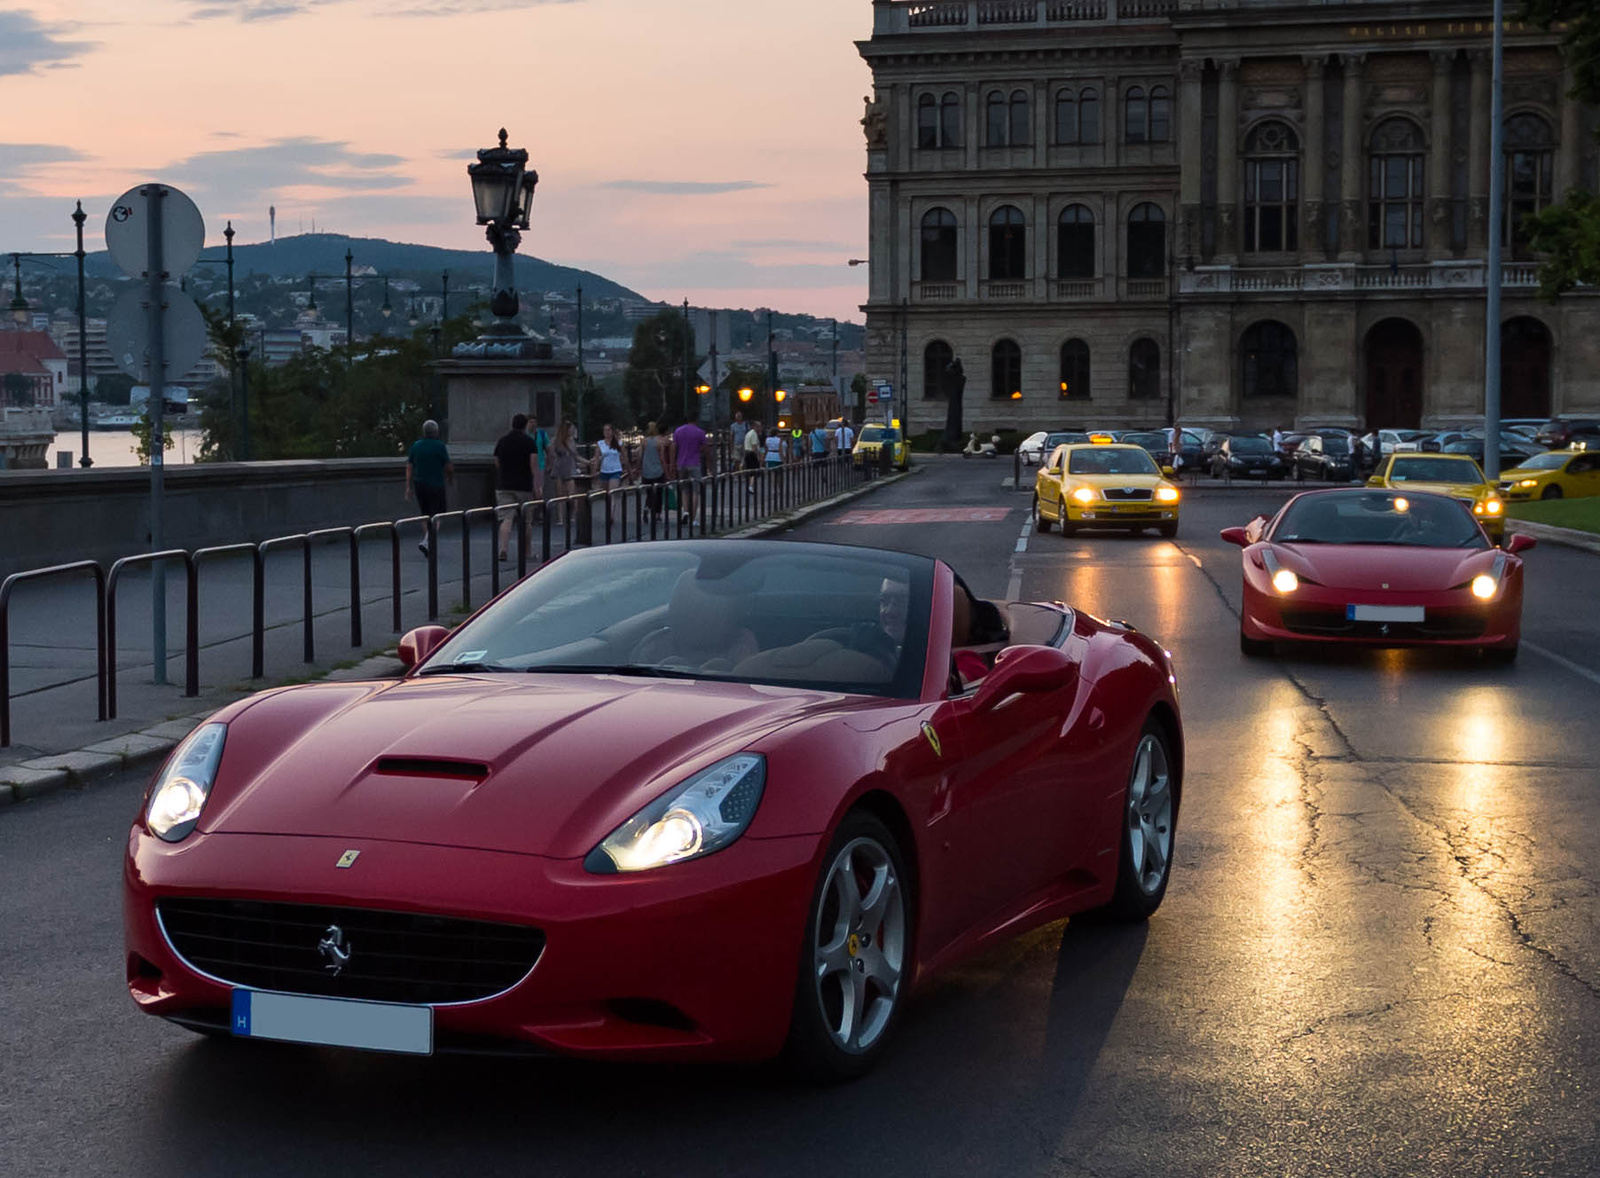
(728, 469, 919, 539)
(0, 652, 407, 813)
(1507, 518, 1600, 556)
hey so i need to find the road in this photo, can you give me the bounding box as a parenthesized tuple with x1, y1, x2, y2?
(3, 457, 1598, 1177)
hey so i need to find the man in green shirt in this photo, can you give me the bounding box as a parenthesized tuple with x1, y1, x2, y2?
(405, 420, 454, 557)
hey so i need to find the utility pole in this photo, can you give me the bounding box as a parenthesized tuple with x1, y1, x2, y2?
(1483, 0, 1507, 480)
(683, 297, 692, 422)
(767, 308, 778, 431)
(899, 299, 909, 431)
(72, 202, 91, 468)
(575, 284, 585, 443)
(224, 222, 237, 457)
(344, 248, 355, 351)
(146, 186, 169, 686)
(441, 270, 450, 322)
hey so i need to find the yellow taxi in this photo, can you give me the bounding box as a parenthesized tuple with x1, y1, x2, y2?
(1497, 449, 1600, 501)
(1366, 451, 1506, 541)
(852, 422, 910, 470)
(1034, 443, 1181, 538)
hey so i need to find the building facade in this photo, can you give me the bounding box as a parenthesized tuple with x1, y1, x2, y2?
(858, 0, 1600, 433)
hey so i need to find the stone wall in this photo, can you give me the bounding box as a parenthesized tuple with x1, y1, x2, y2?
(0, 457, 498, 582)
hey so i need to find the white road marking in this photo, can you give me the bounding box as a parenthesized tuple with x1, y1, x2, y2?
(1007, 513, 1032, 598)
(1524, 640, 1600, 687)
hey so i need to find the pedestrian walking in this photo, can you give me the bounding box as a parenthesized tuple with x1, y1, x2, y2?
(835, 419, 855, 462)
(406, 419, 453, 558)
(765, 429, 785, 469)
(1272, 426, 1285, 454)
(639, 421, 668, 522)
(547, 419, 578, 525)
(672, 416, 708, 524)
(493, 412, 540, 563)
(593, 423, 625, 489)
(731, 411, 750, 456)
(809, 421, 832, 466)
(742, 420, 762, 493)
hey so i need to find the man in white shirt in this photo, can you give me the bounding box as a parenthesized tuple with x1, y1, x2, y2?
(836, 420, 855, 456)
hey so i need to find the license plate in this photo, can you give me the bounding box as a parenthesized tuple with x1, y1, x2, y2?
(1347, 605, 1425, 622)
(231, 989, 433, 1055)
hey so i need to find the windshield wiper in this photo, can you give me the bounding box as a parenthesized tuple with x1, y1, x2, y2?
(526, 663, 711, 681)
(417, 661, 521, 677)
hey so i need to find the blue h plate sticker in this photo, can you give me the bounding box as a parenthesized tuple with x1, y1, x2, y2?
(232, 988, 252, 1036)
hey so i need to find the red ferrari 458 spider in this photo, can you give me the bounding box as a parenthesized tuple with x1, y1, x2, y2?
(1224, 488, 1535, 662)
(125, 541, 1182, 1078)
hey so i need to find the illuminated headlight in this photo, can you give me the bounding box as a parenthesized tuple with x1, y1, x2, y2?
(1474, 499, 1504, 516)
(1155, 486, 1180, 503)
(1071, 487, 1097, 504)
(586, 753, 766, 873)
(145, 723, 227, 842)
(1471, 574, 1498, 600)
(1517, 479, 1539, 488)
(1272, 568, 1300, 595)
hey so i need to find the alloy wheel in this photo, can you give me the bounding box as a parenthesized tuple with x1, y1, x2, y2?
(1125, 734, 1174, 895)
(812, 836, 905, 1055)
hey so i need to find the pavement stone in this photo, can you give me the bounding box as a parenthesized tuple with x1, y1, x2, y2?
(0, 765, 70, 800)
(1508, 518, 1600, 555)
(21, 750, 123, 782)
(0, 783, 11, 806)
(82, 733, 176, 761)
(327, 655, 405, 681)
(139, 719, 208, 742)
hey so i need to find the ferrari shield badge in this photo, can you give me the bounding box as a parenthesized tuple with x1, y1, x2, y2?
(921, 722, 942, 758)
(336, 849, 360, 869)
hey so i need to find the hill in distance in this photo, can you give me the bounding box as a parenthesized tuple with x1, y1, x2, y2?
(85, 232, 648, 304)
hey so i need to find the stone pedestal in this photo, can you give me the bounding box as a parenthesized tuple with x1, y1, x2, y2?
(433, 348, 575, 457)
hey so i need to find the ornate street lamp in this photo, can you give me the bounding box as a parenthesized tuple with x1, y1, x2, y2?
(466, 128, 539, 334)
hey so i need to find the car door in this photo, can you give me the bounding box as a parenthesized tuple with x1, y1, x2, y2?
(1037, 447, 1065, 516)
(1570, 453, 1600, 496)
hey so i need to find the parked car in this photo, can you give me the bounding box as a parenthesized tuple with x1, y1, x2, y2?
(1212, 435, 1288, 480)
(1292, 433, 1358, 482)
(1440, 439, 1546, 470)
(1016, 431, 1051, 466)
(1533, 418, 1600, 449)
(1198, 430, 1228, 468)
(1279, 433, 1310, 457)
(1119, 430, 1174, 465)
(1168, 428, 1207, 474)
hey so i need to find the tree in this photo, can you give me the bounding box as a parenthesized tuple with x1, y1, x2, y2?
(562, 370, 610, 441)
(623, 309, 696, 427)
(1521, 0, 1600, 293)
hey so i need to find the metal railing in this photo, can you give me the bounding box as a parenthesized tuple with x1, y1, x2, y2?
(0, 450, 885, 747)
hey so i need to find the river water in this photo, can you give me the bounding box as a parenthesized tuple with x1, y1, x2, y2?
(41, 428, 207, 469)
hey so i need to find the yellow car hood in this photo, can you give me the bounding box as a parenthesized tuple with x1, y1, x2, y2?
(1386, 479, 1490, 501)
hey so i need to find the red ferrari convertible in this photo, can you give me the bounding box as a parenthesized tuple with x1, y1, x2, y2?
(1224, 488, 1534, 662)
(125, 541, 1182, 1078)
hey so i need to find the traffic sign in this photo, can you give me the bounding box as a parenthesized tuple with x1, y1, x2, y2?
(873, 381, 893, 404)
(106, 284, 210, 383)
(105, 184, 206, 278)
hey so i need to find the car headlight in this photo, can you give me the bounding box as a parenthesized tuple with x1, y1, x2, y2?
(1272, 569, 1299, 594)
(145, 722, 227, 842)
(1473, 499, 1504, 516)
(585, 753, 766, 874)
(1155, 486, 1180, 503)
(1071, 486, 1097, 504)
(1471, 574, 1498, 600)
(1517, 478, 1539, 488)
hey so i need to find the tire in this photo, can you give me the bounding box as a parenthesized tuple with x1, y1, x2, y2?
(785, 812, 913, 1082)
(1240, 629, 1274, 658)
(1541, 485, 1563, 501)
(1034, 498, 1052, 532)
(1158, 522, 1179, 538)
(1095, 719, 1178, 922)
(1059, 521, 1078, 538)
(1483, 643, 1519, 665)
(1293, 463, 1304, 483)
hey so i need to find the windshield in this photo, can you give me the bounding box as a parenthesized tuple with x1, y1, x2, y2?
(1046, 432, 1090, 448)
(1068, 447, 1161, 476)
(1121, 432, 1167, 450)
(1322, 436, 1350, 454)
(1513, 452, 1571, 471)
(859, 427, 901, 443)
(1230, 437, 1273, 454)
(424, 543, 933, 698)
(1388, 456, 1483, 485)
(1273, 492, 1488, 549)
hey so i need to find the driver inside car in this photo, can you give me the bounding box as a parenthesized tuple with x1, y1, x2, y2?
(810, 577, 910, 672)
(630, 570, 760, 672)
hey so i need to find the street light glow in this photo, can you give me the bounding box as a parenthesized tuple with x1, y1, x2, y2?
(738, 387, 754, 402)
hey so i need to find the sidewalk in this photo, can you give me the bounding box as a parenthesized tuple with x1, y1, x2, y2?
(0, 468, 913, 810)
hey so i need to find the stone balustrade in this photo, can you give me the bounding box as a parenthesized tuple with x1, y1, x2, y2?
(1180, 261, 1546, 295)
(879, 0, 1168, 33)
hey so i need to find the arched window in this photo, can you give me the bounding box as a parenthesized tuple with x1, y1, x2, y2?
(987, 91, 1009, 146)
(1149, 85, 1171, 143)
(1368, 118, 1425, 250)
(989, 205, 1027, 281)
(917, 94, 938, 151)
(920, 208, 959, 282)
(940, 92, 962, 148)
(992, 339, 1023, 400)
(1244, 121, 1300, 253)
(1080, 87, 1101, 144)
(1240, 321, 1299, 399)
(1127, 203, 1166, 278)
(1055, 89, 1079, 144)
(1060, 339, 1091, 400)
(1129, 339, 1161, 400)
(1058, 204, 1096, 278)
(924, 340, 954, 400)
(1505, 113, 1556, 250)
(1125, 86, 1148, 144)
(1010, 89, 1031, 146)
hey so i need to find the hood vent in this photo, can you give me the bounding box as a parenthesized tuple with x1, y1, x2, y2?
(374, 757, 491, 781)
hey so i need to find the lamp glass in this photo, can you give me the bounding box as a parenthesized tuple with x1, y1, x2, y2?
(470, 166, 519, 224)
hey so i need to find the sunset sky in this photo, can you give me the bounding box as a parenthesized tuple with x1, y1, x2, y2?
(0, 0, 875, 319)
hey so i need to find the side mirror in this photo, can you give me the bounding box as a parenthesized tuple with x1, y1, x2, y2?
(971, 645, 1079, 712)
(1366, 475, 1385, 487)
(1161, 464, 1176, 477)
(399, 625, 452, 670)
(1505, 533, 1537, 555)
(1219, 526, 1250, 548)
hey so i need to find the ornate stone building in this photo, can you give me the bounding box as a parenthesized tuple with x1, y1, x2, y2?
(857, 0, 1600, 433)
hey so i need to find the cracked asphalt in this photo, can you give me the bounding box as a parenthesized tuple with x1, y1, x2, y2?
(2, 457, 1596, 1177)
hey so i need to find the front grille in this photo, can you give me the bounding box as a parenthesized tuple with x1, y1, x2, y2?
(1279, 610, 1487, 641)
(158, 897, 545, 1005)
(1102, 487, 1154, 502)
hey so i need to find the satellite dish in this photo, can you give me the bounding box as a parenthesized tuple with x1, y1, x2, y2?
(105, 184, 206, 278)
(106, 284, 210, 383)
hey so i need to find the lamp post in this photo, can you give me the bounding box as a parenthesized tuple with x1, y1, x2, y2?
(10, 224, 95, 467)
(198, 223, 240, 459)
(344, 248, 354, 350)
(465, 128, 539, 342)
